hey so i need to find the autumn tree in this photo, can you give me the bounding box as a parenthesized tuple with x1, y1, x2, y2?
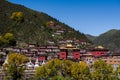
(46, 58, 61, 75)
(0, 33, 16, 47)
(46, 59, 74, 79)
(92, 59, 113, 80)
(35, 66, 51, 80)
(2, 53, 29, 80)
(60, 59, 73, 79)
(35, 59, 62, 80)
(10, 12, 24, 22)
(3, 33, 16, 46)
(35, 59, 90, 80)
(114, 65, 120, 79)
(45, 21, 50, 27)
(71, 61, 90, 80)
(49, 76, 66, 80)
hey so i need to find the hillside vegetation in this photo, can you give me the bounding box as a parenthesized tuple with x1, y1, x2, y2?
(86, 34, 97, 42)
(0, 0, 89, 46)
(91, 29, 120, 52)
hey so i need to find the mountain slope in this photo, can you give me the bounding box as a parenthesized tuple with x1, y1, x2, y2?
(86, 34, 97, 41)
(93, 29, 120, 52)
(0, 0, 89, 45)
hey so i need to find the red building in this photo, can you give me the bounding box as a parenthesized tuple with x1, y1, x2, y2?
(91, 48, 109, 57)
(59, 43, 80, 60)
(73, 52, 80, 60)
(38, 56, 46, 61)
(59, 52, 67, 59)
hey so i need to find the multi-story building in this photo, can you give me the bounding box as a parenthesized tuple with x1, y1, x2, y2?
(59, 43, 80, 61)
(102, 53, 120, 70)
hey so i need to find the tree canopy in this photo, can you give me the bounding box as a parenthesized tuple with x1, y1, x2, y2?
(10, 12, 24, 22)
(92, 59, 114, 80)
(35, 59, 120, 80)
(2, 53, 29, 80)
(35, 59, 90, 80)
(0, 33, 16, 47)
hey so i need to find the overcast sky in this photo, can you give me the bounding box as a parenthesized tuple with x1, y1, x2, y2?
(8, 0, 120, 36)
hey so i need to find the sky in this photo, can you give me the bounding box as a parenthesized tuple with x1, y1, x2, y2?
(8, 0, 120, 36)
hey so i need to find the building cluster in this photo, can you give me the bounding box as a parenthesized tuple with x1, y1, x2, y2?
(0, 42, 120, 71)
(0, 21, 120, 79)
(0, 20, 120, 71)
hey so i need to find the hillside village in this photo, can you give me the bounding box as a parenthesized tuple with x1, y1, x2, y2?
(0, 21, 120, 79)
(0, 0, 120, 80)
(0, 21, 120, 67)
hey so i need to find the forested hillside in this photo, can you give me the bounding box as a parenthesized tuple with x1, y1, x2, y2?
(90, 29, 120, 52)
(0, 0, 89, 46)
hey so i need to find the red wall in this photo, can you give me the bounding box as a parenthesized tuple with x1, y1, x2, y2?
(73, 52, 80, 60)
(38, 56, 46, 61)
(92, 51, 108, 57)
(92, 51, 101, 57)
(59, 52, 66, 59)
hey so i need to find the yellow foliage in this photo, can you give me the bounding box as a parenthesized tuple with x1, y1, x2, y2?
(0, 33, 15, 46)
(46, 58, 61, 69)
(4, 33, 14, 40)
(117, 65, 120, 74)
(2, 53, 28, 80)
(93, 59, 107, 70)
(79, 61, 88, 68)
(93, 59, 114, 80)
(71, 61, 90, 80)
(35, 59, 90, 80)
(35, 66, 51, 79)
(10, 12, 23, 22)
(7, 53, 28, 66)
(0, 36, 2, 39)
(16, 12, 23, 18)
(61, 59, 73, 74)
(45, 21, 50, 27)
(0, 35, 4, 42)
(53, 58, 62, 67)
